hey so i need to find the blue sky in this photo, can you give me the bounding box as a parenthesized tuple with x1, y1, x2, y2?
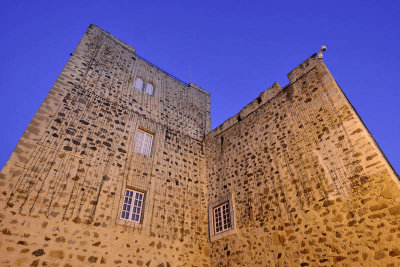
(0, 1, 399, 175)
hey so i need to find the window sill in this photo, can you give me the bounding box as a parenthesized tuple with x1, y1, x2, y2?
(134, 152, 153, 159)
(210, 228, 236, 242)
(116, 217, 143, 228)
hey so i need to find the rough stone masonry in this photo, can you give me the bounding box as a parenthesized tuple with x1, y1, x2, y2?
(0, 24, 399, 266)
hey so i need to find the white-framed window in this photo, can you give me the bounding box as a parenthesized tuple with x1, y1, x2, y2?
(209, 195, 235, 241)
(145, 83, 154, 95)
(120, 188, 145, 223)
(133, 77, 154, 95)
(213, 201, 232, 234)
(134, 129, 154, 157)
(134, 77, 144, 91)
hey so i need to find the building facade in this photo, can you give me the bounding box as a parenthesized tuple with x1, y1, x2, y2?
(1, 25, 399, 266)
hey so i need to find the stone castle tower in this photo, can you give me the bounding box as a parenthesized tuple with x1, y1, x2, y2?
(1, 25, 399, 266)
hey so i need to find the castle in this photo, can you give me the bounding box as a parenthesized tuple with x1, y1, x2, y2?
(1, 24, 399, 266)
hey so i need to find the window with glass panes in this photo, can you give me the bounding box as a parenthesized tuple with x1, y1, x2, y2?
(144, 83, 153, 95)
(120, 189, 145, 223)
(134, 129, 153, 157)
(133, 77, 154, 95)
(134, 77, 144, 91)
(213, 201, 232, 234)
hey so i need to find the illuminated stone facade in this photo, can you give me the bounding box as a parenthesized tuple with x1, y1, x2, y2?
(1, 25, 399, 266)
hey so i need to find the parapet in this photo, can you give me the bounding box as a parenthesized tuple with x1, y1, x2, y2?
(209, 54, 323, 137)
(210, 82, 283, 137)
(189, 82, 210, 95)
(287, 54, 320, 83)
(88, 24, 136, 53)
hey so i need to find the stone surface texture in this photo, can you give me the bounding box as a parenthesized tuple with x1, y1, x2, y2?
(0, 25, 210, 267)
(205, 56, 400, 266)
(1, 25, 399, 266)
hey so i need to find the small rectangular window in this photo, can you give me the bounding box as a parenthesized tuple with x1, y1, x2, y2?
(209, 196, 236, 241)
(121, 188, 145, 223)
(134, 129, 154, 157)
(145, 83, 154, 95)
(213, 201, 232, 234)
(134, 78, 144, 91)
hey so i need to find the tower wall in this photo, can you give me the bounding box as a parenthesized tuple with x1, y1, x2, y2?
(205, 57, 400, 266)
(0, 25, 211, 267)
(1, 24, 399, 267)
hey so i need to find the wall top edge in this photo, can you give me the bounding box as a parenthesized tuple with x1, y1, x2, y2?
(208, 55, 325, 137)
(89, 24, 136, 53)
(88, 24, 210, 95)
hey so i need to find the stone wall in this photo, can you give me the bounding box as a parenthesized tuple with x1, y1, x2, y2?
(1, 24, 399, 267)
(0, 25, 211, 267)
(205, 56, 400, 266)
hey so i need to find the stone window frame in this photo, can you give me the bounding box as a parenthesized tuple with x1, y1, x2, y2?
(119, 186, 147, 225)
(133, 77, 154, 95)
(134, 127, 155, 157)
(208, 194, 236, 241)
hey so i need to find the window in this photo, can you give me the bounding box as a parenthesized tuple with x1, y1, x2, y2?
(209, 196, 235, 241)
(213, 201, 232, 234)
(133, 77, 154, 95)
(134, 77, 144, 91)
(120, 188, 145, 223)
(134, 129, 154, 157)
(145, 83, 154, 95)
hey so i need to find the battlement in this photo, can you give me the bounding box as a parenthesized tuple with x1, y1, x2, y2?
(210, 55, 321, 137)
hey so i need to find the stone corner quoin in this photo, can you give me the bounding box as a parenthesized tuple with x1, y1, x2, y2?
(0, 24, 399, 267)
